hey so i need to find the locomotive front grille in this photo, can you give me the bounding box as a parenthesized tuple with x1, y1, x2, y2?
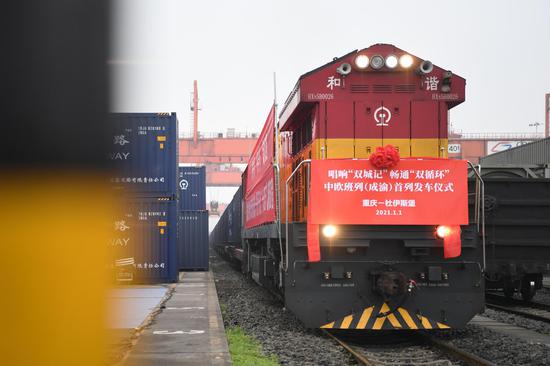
(372, 84, 392, 93)
(395, 84, 416, 93)
(350, 84, 370, 93)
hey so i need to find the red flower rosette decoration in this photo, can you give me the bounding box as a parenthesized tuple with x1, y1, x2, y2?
(369, 144, 400, 169)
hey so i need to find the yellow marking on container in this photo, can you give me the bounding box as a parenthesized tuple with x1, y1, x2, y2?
(157, 136, 167, 141)
(418, 315, 433, 329)
(437, 322, 450, 329)
(320, 321, 334, 329)
(160, 228, 165, 235)
(356, 307, 374, 329)
(158, 221, 167, 227)
(340, 315, 354, 329)
(397, 308, 418, 329)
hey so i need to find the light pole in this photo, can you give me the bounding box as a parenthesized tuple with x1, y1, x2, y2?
(529, 122, 542, 135)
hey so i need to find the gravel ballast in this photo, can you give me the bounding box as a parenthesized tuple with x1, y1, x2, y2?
(483, 288, 550, 336)
(432, 323, 550, 366)
(211, 253, 353, 366)
(533, 288, 550, 306)
(482, 307, 550, 335)
(212, 252, 550, 365)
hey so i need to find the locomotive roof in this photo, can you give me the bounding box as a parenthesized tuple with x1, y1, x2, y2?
(279, 44, 465, 131)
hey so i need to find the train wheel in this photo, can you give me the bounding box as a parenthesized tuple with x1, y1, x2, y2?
(520, 278, 536, 302)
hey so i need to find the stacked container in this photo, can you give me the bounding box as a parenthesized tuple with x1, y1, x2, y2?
(109, 113, 179, 284)
(177, 166, 209, 270)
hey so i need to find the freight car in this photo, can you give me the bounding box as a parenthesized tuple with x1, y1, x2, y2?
(472, 166, 550, 301)
(211, 186, 244, 264)
(211, 44, 485, 330)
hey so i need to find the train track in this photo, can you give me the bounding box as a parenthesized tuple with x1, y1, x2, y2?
(323, 330, 495, 366)
(486, 293, 550, 324)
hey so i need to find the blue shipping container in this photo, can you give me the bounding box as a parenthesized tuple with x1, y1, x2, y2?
(178, 211, 209, 270)
(112, 197, 178, 283)
(178, 166, 206, 210)
(109, 113, 178, 198)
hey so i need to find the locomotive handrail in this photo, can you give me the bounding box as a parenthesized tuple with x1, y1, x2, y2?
(467, 161, 486, 271)
(274, 163, 285, 283)
(284, 159, 311, 272)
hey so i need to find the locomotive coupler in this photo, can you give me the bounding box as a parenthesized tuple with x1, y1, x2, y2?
(375, 271, 408, 299)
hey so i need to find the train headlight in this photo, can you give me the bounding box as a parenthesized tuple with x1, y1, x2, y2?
(436, 225, 451, 239)
(385, 55, 398, 69)
(322, 225, 337, 238)
(354, 54, 369, 69)
(370, 55, 385, 70)
(399, 54, 414, 68)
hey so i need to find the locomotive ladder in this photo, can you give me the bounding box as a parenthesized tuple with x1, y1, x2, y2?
(468, 162, 486, 272)
(285, 159, 311, 271)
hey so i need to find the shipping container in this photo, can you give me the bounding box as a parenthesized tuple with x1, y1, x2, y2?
(112, 197, 178, 283)
(109, 113, 178, 197)
(480, 137, 550, 166)
(178, 211, 209, 270)
(178, 166, 206, 210)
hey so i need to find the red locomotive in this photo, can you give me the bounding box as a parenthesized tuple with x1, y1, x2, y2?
(212, 44, 485, 330)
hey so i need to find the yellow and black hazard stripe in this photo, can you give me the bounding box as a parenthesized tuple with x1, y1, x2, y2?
(320, 303, 450, 330)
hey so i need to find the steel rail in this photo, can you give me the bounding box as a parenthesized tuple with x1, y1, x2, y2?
(321, 330, 375, 366)
(486, 303, 550, 324)
(485, 294, 550, 324)
(486, 293, 550, 311)
(421, 334, 497, 366)
(324, 329, 496, 366)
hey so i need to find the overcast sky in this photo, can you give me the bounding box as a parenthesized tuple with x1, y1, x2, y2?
(110, 0, 550, 137)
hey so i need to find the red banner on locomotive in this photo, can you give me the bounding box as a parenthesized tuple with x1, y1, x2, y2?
(309, 159, 468, 226)
(244, 106, 276, 229)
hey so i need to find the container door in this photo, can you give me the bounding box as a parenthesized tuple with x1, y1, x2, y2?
(178, 211, 209, 271)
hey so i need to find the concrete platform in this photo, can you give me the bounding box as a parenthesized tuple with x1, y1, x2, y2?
(108, 286, 170, 329)
(470, 315, 550, 346)
(123, 271, 232, 366)
(107, 285, 171, 365)
(543, 275, 550, 289)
